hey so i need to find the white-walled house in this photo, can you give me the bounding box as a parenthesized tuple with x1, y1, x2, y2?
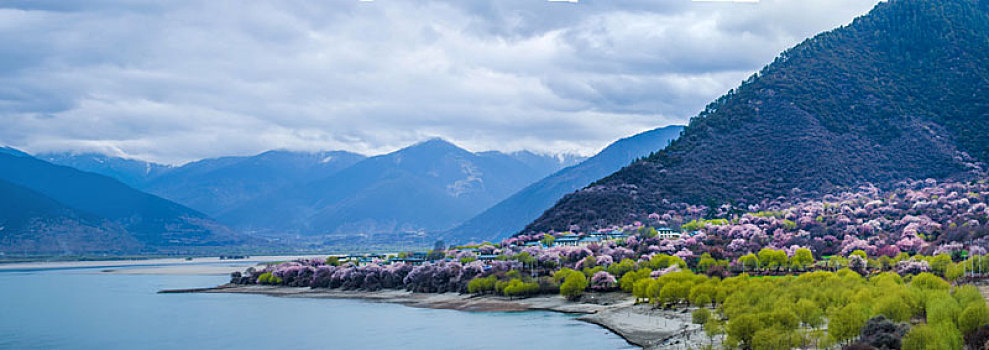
(656, 227, 682, 240)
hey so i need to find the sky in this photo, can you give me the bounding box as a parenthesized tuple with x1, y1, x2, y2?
(0, 0, 881, 164)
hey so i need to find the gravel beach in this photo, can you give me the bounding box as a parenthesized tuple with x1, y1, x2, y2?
(184, 285, 712, 349)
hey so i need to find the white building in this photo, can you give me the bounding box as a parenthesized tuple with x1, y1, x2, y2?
(656, 227, 682, 240)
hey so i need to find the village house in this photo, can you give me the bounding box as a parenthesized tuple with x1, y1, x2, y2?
(656, 227, 682, 240)
(609, 232, 629, 241)
(578, 236, 601, 246)
(478, 254, 498, 261)
(606, 229, 628, 240)
(389, 256, 425, 265)
(587, 232, 610, 240)
(588, 230, 629, 242)
(554, 234, 581, 247)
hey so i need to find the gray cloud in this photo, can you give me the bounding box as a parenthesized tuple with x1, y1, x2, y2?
(0, 0, 880, 164)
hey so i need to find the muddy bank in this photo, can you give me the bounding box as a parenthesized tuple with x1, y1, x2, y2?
(166, 285, 708, 349)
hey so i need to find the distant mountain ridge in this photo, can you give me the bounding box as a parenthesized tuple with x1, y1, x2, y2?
(0, 146, 32, 158)
(141, 150, 367, 217)
(221, 139, 582, 241)
(444, 125, 684, 242)
(38, 152, 172, 188)
(33, 140, 581, 244)
(0, 152, 243, 254)
(526, 0, 989, 233)
(38, 150, 368, 216)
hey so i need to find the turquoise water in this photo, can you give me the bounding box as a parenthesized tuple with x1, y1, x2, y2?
(0, 267, 634, 349)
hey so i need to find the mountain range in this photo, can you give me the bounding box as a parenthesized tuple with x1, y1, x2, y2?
(37, 152, 172, 189)
(219, 139, 583, 242)
(32, 139, 587, 247)
(443, 125, 683, 242)
(38, 150, 368, 217)
(9, 0, 984, 253)
(525, 0, 989, 234)
(142, 150, 367, 218)
(0, 153, 243, 255)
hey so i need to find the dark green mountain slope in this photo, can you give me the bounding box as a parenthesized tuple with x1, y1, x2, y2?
(526, 0, 989, 233)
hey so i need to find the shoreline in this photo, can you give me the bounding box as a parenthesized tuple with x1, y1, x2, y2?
(168, 284, 706, 349)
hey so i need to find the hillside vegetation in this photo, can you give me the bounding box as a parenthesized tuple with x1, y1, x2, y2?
(527, 0, 989, 234)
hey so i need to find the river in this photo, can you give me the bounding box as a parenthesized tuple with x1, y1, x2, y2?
(0, 263, 634, 349)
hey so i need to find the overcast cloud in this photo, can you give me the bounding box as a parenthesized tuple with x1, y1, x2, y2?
(0, 0, 881, 164)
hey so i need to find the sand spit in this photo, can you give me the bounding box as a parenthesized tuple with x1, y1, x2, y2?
(170, 285, 709, 349)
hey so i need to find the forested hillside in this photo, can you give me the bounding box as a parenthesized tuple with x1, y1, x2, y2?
(526, 0, 989, 234)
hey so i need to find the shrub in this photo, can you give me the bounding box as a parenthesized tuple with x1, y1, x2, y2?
(559, 270, 588, 300)
(467, 276, 497, 294)
(502, 279, 540, 298)
(692, 308, 711, 325)
(911, 273, 950, 291)
(959, 303, 989, 336)
(256, 272, 282, 285)
(726, 314, 763, 349)
(902, 324, 943, 350)
(619, 268, 652, 293)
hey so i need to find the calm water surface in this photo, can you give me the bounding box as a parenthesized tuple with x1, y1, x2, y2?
(0, 266, 634, 350)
